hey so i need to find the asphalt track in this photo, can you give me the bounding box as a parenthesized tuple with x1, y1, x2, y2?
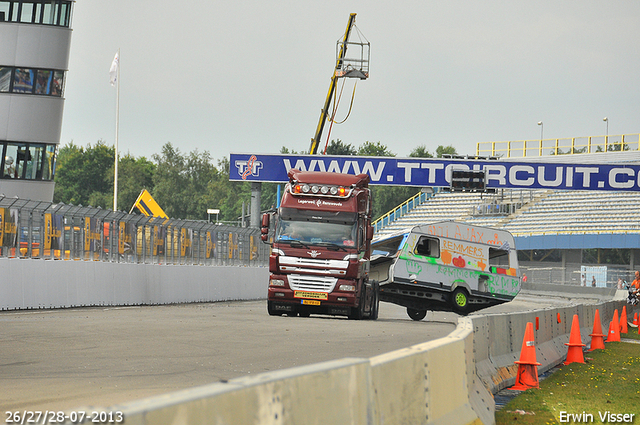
(1, 290, 604, 413)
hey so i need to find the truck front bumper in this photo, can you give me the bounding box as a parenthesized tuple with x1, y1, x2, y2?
(268, 284, 358, 316)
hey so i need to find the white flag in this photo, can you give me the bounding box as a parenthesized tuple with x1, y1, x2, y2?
(109, 52, 119, 86)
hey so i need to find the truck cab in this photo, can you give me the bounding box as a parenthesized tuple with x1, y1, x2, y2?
(261, 169, 378, 320)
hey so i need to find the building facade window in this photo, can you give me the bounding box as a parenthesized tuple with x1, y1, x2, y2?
(0, 1, 72, 27)
(1, 141, 56, 180)
(0, 66, 64, 96)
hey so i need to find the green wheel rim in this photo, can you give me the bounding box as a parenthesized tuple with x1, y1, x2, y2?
(455, 292, 467, 307)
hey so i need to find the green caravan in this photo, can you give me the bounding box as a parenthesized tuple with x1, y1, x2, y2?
(370, 221, 521, 320)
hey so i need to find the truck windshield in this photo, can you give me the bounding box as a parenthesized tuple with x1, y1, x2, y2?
(276, 208, 358, 248)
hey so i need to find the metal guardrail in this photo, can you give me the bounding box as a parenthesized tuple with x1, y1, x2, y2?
(476, 133, 640, 158)
(0, 195, 269, 266)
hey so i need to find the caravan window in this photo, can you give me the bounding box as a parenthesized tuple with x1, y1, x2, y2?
(489, 247, 509, 268)
(414, 236, 440, 258)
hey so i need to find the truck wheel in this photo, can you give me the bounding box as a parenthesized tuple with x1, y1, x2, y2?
(407, 308, 427, 321)
(369, 282, 379, 320)
(452, 287, 469, 314)
(267, 301, 281, 316)
(349, 291, 366, 320)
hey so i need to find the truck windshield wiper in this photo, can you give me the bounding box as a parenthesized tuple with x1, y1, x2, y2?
(313, 242, 347, 252)
(287, 240, 311, 249)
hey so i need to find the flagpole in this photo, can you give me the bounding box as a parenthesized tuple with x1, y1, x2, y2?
(113, 48, 120, 211)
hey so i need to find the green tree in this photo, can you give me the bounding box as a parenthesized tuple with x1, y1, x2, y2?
(357, 141, 395, 157)
(279, 146, 295, 154)
(325, 139, 357, 156)
(117, 154, 156, 212)
(152, 143, 218, 220)
(409, 145, 434, 158)
(54, 141, 115, 208)
(435, 145, 457, 157)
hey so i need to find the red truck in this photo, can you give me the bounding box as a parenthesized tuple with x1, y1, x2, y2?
(261, 169, 379, 320)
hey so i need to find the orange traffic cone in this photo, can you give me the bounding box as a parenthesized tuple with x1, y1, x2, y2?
(608, 309, 621, 342)
(633, 312, 638, 326)
(620, 306, 628, 334)
(510, 322, 541, 391)
(564, 314, 585, 364)
(588, 309, 606, 351)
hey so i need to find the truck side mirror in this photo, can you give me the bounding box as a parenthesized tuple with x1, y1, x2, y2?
(261, 213, 270, 243)
(366, 225, 374, 241)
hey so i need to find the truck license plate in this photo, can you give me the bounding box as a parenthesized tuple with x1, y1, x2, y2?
(294, 291, 328, 300)
(301, 299, 321, 306)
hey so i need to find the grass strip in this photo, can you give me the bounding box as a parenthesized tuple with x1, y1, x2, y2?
(496, 329, 640, 425)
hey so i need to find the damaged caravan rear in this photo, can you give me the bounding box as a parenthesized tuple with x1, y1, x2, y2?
(370, 221, 521, 320)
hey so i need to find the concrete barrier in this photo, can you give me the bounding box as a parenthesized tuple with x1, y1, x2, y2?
(81, 299, 629, 425)
(93, 358, 373, 425)
(522, 281, 618, 297)
(370, 318, 493, 425)
(0, 258, 268, 310)
(472, 300, 627, 394)
(6, 261, 624, 424)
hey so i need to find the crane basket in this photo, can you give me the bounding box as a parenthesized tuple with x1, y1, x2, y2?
(334, 26, 370, 80)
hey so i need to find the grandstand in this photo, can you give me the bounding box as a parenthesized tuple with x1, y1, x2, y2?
(372, 151, 640, 287)
(374, 189, 640, 238)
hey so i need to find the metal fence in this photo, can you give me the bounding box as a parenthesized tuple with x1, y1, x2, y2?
(476, 133, 640, 158)
(0, 195, 269, 266)
(372, 190, 432, 233)
(520, 263, 634, 288)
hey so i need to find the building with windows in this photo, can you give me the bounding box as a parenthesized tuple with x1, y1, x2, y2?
(0, 0, 73, 201)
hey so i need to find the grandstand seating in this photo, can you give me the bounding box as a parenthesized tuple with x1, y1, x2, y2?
(373, 188, 640, 238)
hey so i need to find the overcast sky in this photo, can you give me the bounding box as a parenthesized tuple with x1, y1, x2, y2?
(60, 1, 640, 162)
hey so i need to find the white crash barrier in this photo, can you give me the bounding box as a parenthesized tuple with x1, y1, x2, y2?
(473, 301, 624, 394)
(370, 318, 494, 425)
(0, 258, 268, 310)
(97, 298, 627, 425)
(94, 358, 373, 425)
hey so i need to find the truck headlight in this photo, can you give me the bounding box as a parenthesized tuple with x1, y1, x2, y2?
(339, 284, 355, 291)
(270, 279, 285, 286)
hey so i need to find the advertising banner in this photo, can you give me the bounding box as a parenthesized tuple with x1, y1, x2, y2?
(180, 228, 192, 258)
(229, 153, 640, 191)
(118, 221, 133, 255)
(0, 207, 18, 248)
(206, 230, 216, 259)
(43, 213, 63, 257)
(84, 217, 102, 258)
(0, 208, 18, 248)
(153, 225, 165, 256)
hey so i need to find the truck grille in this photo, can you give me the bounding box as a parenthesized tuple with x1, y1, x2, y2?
(288, 275, 337, 292)
(280, 256, 348, 269)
